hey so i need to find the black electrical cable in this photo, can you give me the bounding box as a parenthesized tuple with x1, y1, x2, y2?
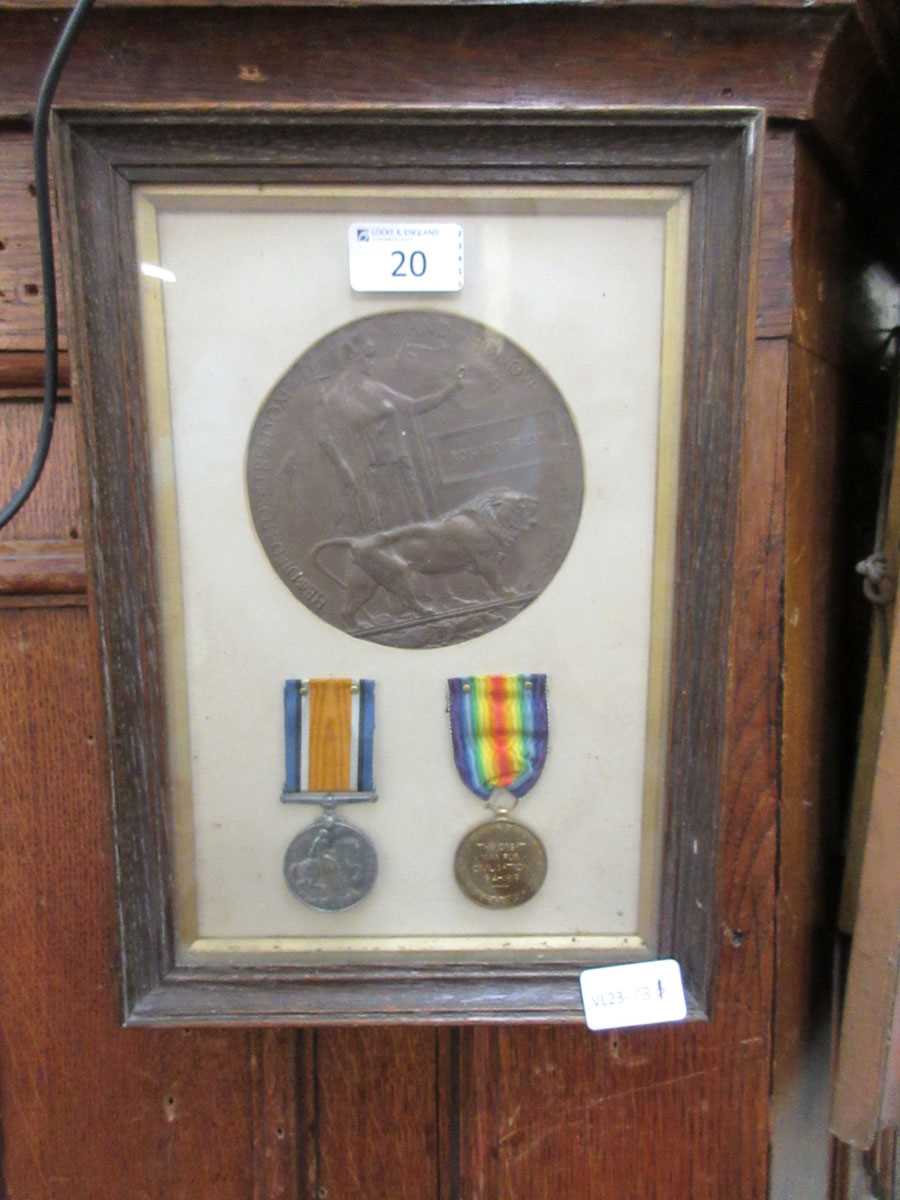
(0, 0, 94, 532)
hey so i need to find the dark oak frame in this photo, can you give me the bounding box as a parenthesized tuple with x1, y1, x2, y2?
(55, 107, 761, 1026)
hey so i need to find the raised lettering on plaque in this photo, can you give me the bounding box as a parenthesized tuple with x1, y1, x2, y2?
(247, 312, 584, 649)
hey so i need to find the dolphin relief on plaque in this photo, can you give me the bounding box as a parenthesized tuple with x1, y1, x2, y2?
(247, 312, 584, 649)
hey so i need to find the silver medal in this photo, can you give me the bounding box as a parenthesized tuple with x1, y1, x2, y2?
(283, 814, 378, 912)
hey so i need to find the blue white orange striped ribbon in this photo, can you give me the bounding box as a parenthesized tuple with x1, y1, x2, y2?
(283, 678, 375, 793)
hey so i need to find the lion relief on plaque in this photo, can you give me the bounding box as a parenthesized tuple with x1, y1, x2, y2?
(247, 311, 584, 649)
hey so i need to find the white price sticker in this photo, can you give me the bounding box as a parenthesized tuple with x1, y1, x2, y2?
(579, 959, 687, 1032)
(348, 222, 463, 293)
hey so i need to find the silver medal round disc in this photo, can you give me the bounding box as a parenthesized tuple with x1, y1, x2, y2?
(283, 816, 377, 911)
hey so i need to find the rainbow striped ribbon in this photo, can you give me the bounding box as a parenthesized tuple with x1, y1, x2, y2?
(448, 674, 548, 800)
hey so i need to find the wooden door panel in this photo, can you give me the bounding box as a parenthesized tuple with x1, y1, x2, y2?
(314, 1028, 441, 1200)
(0, 607, 260, 1200)
(0, 130, 66, 354)
(460, 1031, 769, 1200)
(0, 401, 80, 542)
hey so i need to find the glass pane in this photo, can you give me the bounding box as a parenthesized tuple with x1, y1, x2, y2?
(134, 184, 689, 963)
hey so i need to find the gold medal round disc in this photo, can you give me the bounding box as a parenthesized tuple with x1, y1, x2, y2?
(454, 817, 547, 908)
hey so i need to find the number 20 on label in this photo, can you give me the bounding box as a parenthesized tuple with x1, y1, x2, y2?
(348, 222, 464, 293)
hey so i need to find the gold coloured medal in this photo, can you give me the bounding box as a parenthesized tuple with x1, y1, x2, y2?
(454, 815, 547, 908)
(448, 675, 550, 906)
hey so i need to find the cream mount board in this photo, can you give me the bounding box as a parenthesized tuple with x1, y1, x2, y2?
(135, 185, 687, 960)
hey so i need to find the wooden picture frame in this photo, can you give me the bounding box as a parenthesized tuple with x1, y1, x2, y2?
(55, 107, 761, 1025)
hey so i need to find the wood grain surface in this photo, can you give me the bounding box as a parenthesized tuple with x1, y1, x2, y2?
(459, 1029, 770, 1199)
(0, 130, 66, 351)
(792, 144, 853, 365)
(0, 607, 259, 1200)
(0, 538, 86, 594)
(0, 349, 70, 393)
(0, 8, 842, 123)
(756, 129, 795, 340)
(781, 348, 844, 1065)
(251, 1029, 300, 1200)
(0, 401, 80, 541)
(0, 3, 888, 1194)
(314, 1028, 441, 1199)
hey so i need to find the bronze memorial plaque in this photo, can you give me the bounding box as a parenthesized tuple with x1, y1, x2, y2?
(247, 311, 584, 649)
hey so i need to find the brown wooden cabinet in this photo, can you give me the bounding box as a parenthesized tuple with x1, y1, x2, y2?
(1, 4, 897, 1197)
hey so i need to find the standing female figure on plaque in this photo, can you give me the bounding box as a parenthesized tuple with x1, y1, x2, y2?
(320, 339, 465, 533)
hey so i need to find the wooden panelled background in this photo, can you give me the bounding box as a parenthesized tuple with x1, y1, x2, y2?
(0, 6, 895, 1198)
